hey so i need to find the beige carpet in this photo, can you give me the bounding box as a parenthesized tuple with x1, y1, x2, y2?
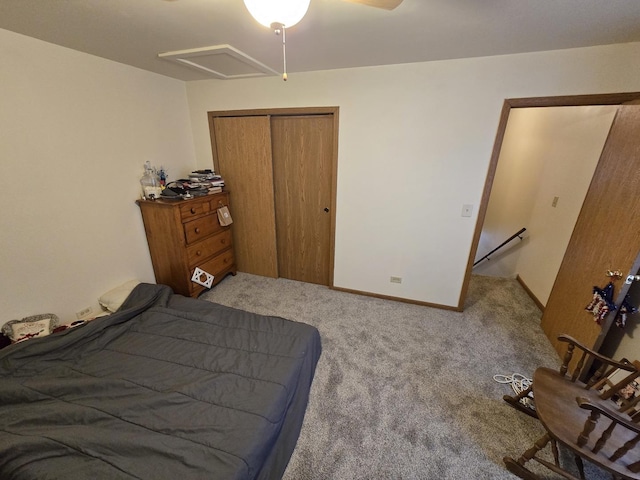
(200, 273, 609, 479)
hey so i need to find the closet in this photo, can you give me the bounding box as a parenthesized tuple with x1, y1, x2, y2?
(208, 107, 338, 286)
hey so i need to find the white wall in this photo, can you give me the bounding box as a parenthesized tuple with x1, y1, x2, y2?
(186, 42, 640, 307)
(474, 106, 617, 307)
(515, 107, 618, 305)
(0, 29, 196, 324)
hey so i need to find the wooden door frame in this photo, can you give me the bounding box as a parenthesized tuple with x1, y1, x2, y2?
(458, 92, 640, 310)
(207, 106, 339, 287)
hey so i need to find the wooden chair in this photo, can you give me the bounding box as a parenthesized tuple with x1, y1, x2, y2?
(504, 334, 640, 480)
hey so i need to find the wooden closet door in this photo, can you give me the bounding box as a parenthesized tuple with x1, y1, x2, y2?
(271, 115, 334, 285)
(212, 116, 278, 277)
(541, 101, 640, 356)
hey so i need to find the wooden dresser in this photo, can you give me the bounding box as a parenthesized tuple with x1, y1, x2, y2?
(137, 192, 236, 297)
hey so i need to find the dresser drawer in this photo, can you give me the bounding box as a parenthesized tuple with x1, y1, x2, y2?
(186, 229, 232, 266)
(209, 195, 229, 211)
(179, 200, 210, 221)
(190, 249, 235, 286)
(179, 193, 229, 222)
(183, 214, 222, 244)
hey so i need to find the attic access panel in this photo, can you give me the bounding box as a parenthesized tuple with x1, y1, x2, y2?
(158, 44, 278, 79)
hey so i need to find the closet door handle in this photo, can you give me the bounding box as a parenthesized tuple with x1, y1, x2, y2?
(324, 207, 329, 213)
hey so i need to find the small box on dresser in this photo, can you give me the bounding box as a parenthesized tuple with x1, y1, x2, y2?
(137, 192, 236, 297)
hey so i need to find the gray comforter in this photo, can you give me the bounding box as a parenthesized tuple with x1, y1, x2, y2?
(0, 283, 321, 480)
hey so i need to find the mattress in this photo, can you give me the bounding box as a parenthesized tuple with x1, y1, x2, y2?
(0, 283, 321, 480)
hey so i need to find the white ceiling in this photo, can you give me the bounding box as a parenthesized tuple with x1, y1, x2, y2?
(2, 0, 640, 81)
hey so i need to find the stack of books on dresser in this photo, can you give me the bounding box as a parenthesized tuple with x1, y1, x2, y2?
(189, 170, 225, 194)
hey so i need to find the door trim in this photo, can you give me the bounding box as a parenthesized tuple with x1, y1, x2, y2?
(207, 107, 339, 287)
(458, 92, 640, 310)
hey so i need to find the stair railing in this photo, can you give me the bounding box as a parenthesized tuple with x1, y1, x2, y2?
(473, 228, 527, 267)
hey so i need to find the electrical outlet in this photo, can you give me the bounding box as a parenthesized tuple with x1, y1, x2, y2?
(76, 306, 93, 319)
(390, 276, 402, 284)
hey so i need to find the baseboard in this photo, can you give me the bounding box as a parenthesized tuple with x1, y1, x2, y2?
(330, 286, 463, 312)
(516, 275, 545, 312)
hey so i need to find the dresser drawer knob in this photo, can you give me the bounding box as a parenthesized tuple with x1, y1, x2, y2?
(195, 227, 201, 234)
(223, 258, 229, 264)
(196, 250, 202, 256)
(221, 239, 226, 245)
(190, 207, 197, 214)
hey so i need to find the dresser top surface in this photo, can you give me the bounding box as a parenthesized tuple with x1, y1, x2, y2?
(137, 191, 228, 208)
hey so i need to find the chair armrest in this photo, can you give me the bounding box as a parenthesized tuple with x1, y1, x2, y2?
(558, 334, 636, 372)
(577, 396, 640, 436)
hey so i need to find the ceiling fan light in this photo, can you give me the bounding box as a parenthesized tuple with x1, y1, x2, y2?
(243, 0, 311, 28)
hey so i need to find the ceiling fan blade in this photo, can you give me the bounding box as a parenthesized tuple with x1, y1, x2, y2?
(343, 0, 403, 10)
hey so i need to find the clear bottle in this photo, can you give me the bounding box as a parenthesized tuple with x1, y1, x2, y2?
(140, 162, 162, 200)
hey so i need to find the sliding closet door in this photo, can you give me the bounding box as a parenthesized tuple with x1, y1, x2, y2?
(212, 116, 278, 277)
(271, 115, 334, 285)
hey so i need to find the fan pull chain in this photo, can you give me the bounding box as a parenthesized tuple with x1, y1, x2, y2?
(272, 23, 288, 81)
(281, 25, 287, 81)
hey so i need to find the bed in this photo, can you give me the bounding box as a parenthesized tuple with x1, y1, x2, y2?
(0, 283, 321, 479)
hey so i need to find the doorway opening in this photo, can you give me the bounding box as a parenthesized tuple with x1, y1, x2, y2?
(460, 92, 640, 358)
(472, 105, 617, 308)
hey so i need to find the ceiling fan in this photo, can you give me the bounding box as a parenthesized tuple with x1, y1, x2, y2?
(243, 0, 403, 30)
(345, 0, 402, 10)
(244, 0, 402, 80)
(344, 0, 403, 10)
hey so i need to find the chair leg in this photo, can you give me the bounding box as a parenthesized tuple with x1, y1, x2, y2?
(504, 456, 541, 480)
(503, 385, 538, 419)
(551, 439, 560, 466)
(574, 454, 585, 480)
(504, 433, 551, 480)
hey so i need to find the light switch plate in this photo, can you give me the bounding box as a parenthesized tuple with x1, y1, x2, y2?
(461, 204, 473, 217)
